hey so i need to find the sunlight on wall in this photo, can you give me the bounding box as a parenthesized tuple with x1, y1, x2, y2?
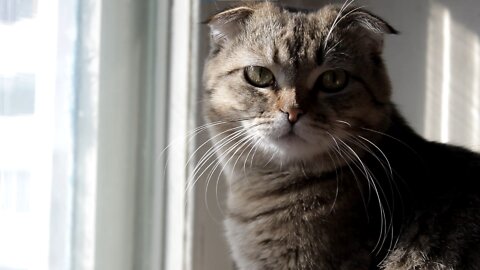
(440, 8, 451, 143)
(472, 37, 480, 149)
(425, 3, 480, 151)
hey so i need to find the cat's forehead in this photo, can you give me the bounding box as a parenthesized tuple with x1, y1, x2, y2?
(208, 2, 395, 57)
(208, 2, 396, 84)
(245, 4, 339, 35)
(237, 4, 349, 66)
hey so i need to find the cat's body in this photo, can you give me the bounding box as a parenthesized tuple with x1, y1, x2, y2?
(224, 113, 480, 270)
(202, 2, 480, 269)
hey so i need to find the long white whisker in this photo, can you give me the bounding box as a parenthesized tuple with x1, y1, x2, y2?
(336, 137, 390, 254)
(243, 137, 262, 175)
(346, 136, 397, 254)
(354, 136, 405, 258)
(326, 148, 341, 213)
(327, 132, 369, 221)
(159, 120, 235, 161)
(335, 119, 352, 127)
(231, 135, 258, 177)
(203, 133, 253, 219)
(337, 120, 410, 213)
(323, 0, 356, 50)
(213, 134, 257, 215)
(325, 39, 343, 57)
(185, 125, 244, 169)
(159, 121, 238, 186)
(249, 137, 263, 169)
(360, 127, 421, 158)
(358, 135, 394, 178)
(196, 130, 254, 217)
(264, 149, 278, 167)
(190, 121, 264, 181)
(208, 133, 257, 214)
(186, 128, 248, 193)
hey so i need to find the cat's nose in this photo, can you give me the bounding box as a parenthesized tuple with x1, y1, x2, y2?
(281, 108, 304, 124)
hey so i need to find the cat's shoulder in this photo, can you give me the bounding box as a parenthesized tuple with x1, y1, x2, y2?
(424, 140, 480, 180)
(382, 140, 480, 269)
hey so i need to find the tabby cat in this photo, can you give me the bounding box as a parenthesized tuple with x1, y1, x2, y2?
(202, 2, 480, 269)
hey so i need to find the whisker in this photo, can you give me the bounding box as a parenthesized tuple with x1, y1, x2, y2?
(196, 130, 255, 217)
(243, 137, 262, 175)
(358, 135, 394, 178)
(353, 136, 406, 259)
(301, 161, 308, 178)
(360, 127, 422, 158)
(326, 148, 341, 213)
(159, 116, 258, 161)
(186, 125, 244, 169)
(335, 136, 391, 254)
(323, 0, 356, 50)
(189, 121, 265, 186)
(335, 119, 352, 127)
(211, 136, 252, 215)
(159, 121, 234, 176)
(159, 117, 262, 190)
(213, 134, 257, 215)
(249, 137, 263, 169)
(324, 39, 343, 57)
(263, 149, 278, 167)
(203, 135, 251, 220)
(186, 127, 250, 194)
(327, 132, 370, 221)
(345, 136, 398, 254)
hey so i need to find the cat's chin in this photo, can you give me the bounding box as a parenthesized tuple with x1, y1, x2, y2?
(268, 133, 328, 161)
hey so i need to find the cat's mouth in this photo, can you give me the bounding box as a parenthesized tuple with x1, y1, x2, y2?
(276, 130, 307, 144)
(266, 129, 327, 160)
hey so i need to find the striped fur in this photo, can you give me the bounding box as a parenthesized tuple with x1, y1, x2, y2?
(202, 3, 480, 270)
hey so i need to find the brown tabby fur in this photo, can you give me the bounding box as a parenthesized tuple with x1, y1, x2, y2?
(202, 2, 480, 269)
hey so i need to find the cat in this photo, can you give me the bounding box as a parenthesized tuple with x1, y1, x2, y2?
(202, 2, 480, 269)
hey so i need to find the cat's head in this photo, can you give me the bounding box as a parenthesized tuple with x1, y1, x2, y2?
(203, 2, 397, 166)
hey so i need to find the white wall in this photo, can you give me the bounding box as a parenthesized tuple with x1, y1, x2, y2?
(365, 0, 480, 149)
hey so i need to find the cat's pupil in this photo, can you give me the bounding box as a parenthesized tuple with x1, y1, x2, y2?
(316, 69, 348, 93)
(324, 72, 335, 85)
(244, 66, 274, 88)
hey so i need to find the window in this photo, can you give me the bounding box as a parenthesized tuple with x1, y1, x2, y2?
(0, 0, 71, 269)
(0, 0, 159, 269)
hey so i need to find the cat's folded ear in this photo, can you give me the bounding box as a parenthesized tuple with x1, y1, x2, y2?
(349, 8, 398, 35)
(340, 7, 398, 52)
(206, 6, 254, 49)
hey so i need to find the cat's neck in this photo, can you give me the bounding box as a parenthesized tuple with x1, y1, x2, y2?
(224, 107, 423, 212)
(223, 109, 422, 268)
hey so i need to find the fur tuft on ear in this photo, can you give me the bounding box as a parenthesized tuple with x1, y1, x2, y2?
(333, 6, 398, 52)
(350, 8, 399, 35)
(206, 6, 254, 49)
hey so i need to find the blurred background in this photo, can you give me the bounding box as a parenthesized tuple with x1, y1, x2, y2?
(0, 0, 478, 270)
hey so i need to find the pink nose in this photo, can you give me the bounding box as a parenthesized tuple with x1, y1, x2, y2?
(281, 108, 304, 124)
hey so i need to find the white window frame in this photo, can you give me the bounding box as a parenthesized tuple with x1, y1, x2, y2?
(74, 0, 163, 269)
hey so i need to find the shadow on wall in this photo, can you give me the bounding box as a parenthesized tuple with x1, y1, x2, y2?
(354, 0, 480, 150)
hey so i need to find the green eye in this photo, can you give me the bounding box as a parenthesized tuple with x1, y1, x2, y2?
(244, 66, 275, 88)
(316, 69, 349, 93)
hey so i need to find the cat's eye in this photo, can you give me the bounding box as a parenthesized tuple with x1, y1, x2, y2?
(315, 69, 349, 93)
(244, 66, 275, 88)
